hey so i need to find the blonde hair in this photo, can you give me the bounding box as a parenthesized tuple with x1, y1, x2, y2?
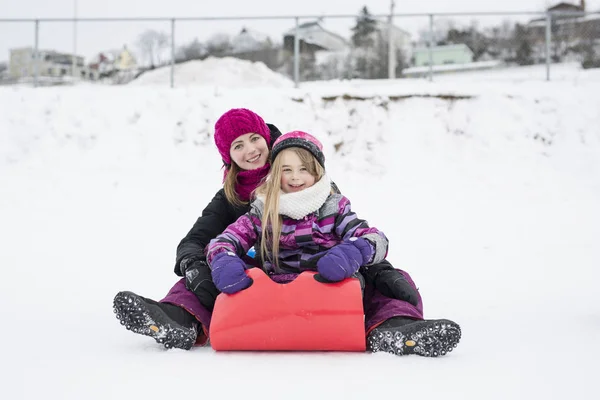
(256, 147, 325, 267)
(223, 162, 245, 206)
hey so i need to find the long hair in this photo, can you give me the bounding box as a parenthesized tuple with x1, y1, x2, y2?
(222, 162, 245, 206)
(256, 147, 325, 267)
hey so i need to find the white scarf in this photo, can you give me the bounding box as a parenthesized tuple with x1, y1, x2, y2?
(276, 174, 331, 220)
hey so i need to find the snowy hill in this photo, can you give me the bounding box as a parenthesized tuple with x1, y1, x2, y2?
(1, 61, 599, 400)
(130, 56, 293, 87)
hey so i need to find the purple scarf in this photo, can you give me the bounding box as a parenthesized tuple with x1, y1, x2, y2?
(232, 163, 271, 202)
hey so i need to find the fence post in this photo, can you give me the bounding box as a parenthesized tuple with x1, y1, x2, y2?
(294, 17, 300, 88)
(428, 14, 434, 82)
(34, 19, 39, 88)
(171, 18, 175, 88)
(545, 12, 552, 81)
(388, 1, 396, 79)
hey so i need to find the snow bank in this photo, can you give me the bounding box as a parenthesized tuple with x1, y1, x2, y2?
(130, 56, 293, 88)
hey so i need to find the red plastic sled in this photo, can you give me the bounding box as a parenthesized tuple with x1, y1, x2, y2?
(210, 268, 365, 351)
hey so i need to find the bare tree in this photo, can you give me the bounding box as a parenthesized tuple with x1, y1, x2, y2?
(176, 38, 207, 62)
(136, 29, 170, 68)
(205, 33, 231, 57)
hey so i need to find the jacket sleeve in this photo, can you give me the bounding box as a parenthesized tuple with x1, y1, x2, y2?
(206, 202, 263, 265)
(333, 195, 389, 265)
(174, 188, 238, 276)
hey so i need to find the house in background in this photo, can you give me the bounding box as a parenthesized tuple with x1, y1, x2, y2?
(231, 27, 273, 54)
(88, 46, 139, 83)
(9, 47, 94, 81)
(89, 46, 138, 76)
(115, 46, 137, 70)
(372, 20, 413, 62)
(227, 27, 281, 71)
(88, 52, 114, 76)
(526, 1, 600, 61)
(528, 1, 588, 38)
(283, 21, 349, 55)
(412, 43, 474, 66)
(281, 21, 350, 79)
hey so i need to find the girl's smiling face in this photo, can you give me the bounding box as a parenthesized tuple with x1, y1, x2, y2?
(229, 132, 269, 170)
(279, 149, 316, 193)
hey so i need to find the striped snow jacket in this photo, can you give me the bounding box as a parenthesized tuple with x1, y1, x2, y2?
(206, 193, 388, 275)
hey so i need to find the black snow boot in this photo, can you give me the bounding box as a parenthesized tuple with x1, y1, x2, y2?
(367, 317, 461, 357)
(113, 291, 198, 350)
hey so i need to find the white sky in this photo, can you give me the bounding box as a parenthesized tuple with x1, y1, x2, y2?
(1, 0, 599, 62)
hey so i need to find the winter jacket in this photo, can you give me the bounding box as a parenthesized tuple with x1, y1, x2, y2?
(174, 123, 281, 276)
(206, 193, 389, 275)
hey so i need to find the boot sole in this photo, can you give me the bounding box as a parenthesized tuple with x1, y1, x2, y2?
(367, 319, 461, 357)
(113, 291, 197, 350)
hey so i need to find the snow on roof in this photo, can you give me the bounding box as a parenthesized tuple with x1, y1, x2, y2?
(130, 56, 293, 88)
(284, 22, 349, 51)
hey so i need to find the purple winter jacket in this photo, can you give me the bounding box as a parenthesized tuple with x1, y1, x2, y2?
(206, 193, 388, 275)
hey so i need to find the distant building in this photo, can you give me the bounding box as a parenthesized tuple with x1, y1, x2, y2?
(283, 21, 350, 55)
(528, 1, 587, 34)
(89, 46, 138, 76)
(550, 1, 586, 12)
(527, 0, 600, 43)
(231, 28, 272, 54)
(88, 52, 114, 75)
(87, 46, 139, 84)
(9, 47, 95, 80)
(527, 1, 600, 61)
(373, 20, 413, 61)
(413, 44, 474, 67)
(227, 28, 281, 70)
(115, 46, 137, 70)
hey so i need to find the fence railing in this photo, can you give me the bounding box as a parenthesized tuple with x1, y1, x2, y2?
(1, 10, 599, 88)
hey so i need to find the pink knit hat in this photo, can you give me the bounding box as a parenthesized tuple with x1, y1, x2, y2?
(271, 131, 325, 168)
(214, 108, 271, 166)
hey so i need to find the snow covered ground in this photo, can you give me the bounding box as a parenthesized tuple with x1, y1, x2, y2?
(1, 60, 599, 400)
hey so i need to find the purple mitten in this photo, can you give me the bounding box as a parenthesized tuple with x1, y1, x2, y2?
(317, 237, 373, 282)
(209, 251, 252, 294)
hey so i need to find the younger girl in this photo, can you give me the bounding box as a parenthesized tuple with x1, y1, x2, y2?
(207, 131, 461, 357)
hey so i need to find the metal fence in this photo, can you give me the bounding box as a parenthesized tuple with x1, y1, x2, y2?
(1, 10, 599, 88)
